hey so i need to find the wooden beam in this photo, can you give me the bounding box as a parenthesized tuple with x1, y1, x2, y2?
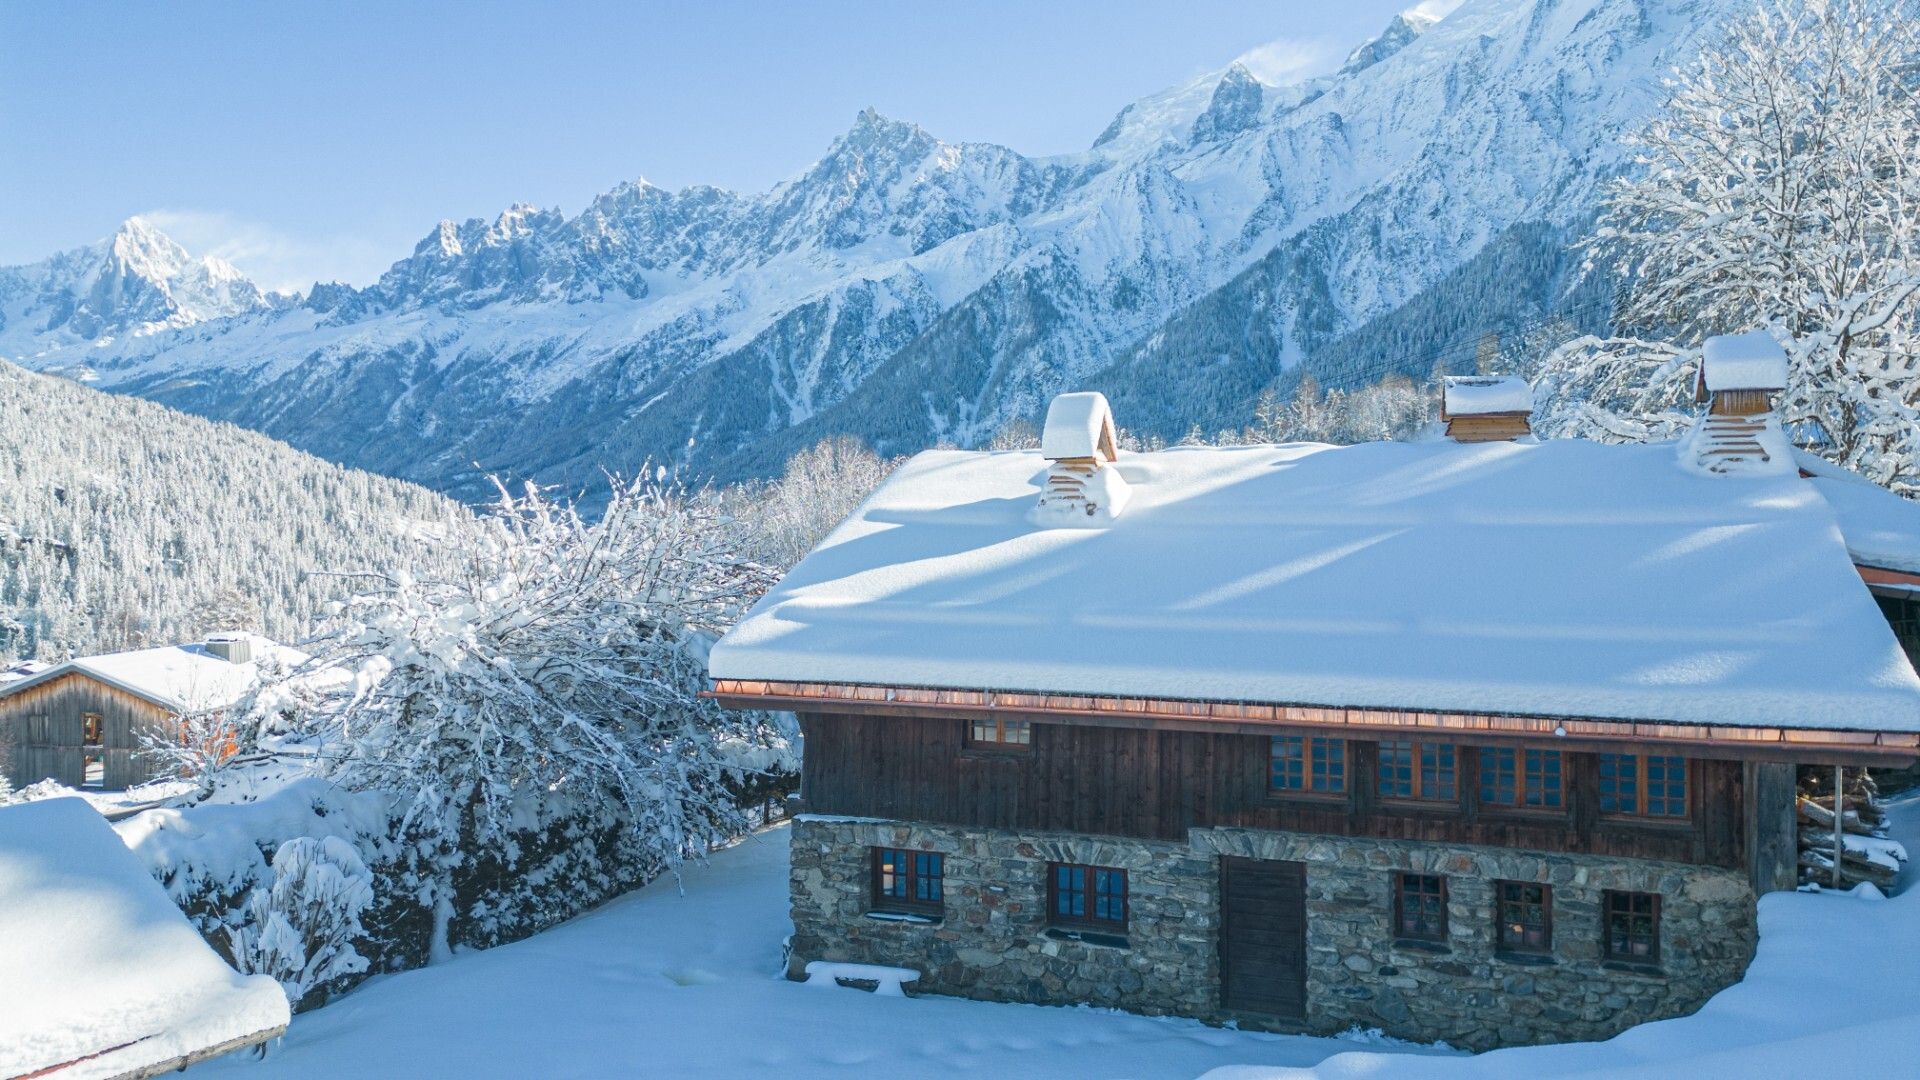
(709, 679, 1920, 766)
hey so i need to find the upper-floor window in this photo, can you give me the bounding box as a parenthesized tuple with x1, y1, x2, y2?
(1479, 747, 1563, 810)
(966, 716, 1031, 751)
(1393, 872, 1448, 941)
(1495, 881, 1552, 954)
(1603, 890, 1661, 964)
(1599, 754, 1688, 818)
(1049, 863, 1128, 932)
(82, 712, 103, 747)
(1378, 741, 1456, 802)
(871, 847, 945, 914)
(1270, 735, 1345, 794)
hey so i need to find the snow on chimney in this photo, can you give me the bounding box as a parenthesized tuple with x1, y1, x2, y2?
(1440, 375, 1533, 443)
(1032, 392, 1131, 526)
(1681, 332, 1792, 476)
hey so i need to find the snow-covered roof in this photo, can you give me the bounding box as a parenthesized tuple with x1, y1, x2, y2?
(1441, 375, 1531, 417)
(1040, 391, 1118, 461)
(712, 439, 1920, 732)
(0, 797, 288, 1079)
(1701, 330, 1789, 391)
(1797, 452, 1920, 575)
(0, 634, 302, 712)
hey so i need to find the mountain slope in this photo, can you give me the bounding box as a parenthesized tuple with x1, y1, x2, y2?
(5, 0, 1733, 497)
(0, 361, 464, 661)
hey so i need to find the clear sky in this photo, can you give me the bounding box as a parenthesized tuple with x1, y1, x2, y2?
(0, 1, 1447, 291)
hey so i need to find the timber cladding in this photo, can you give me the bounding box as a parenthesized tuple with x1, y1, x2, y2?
(799, 712, 1749, 869)
(0, 672, 170, 790)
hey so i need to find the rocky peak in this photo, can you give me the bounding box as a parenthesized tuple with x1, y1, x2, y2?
(1190, 63, 1268, 145)
(1340, 11, 1441, 76)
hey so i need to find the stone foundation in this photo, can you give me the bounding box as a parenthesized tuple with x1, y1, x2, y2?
(787, 817, 1756, 1050)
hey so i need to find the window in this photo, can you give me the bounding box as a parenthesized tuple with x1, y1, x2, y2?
(1603, 890, 1661, 964)
(1393, 873, 1448, 942)
(81, 754, 104, 790)
(1599, 754, 1688, 818)
(1269, 735, 1345, 794)
(1479, 747, 1564, 810)
(1049, 863, 1128, 932)
(82, 712, 103, 747)
(871, 848, 944, 915)
(1495, 881, 1552, 954)
(966, 716, 1031, 751)
(1378, 741, 1456, 802)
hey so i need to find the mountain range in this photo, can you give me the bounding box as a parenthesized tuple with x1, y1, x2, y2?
(0, 0, 1727, 501)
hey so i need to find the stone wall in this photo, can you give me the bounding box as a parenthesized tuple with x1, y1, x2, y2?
(788, 816, 1756, 1050)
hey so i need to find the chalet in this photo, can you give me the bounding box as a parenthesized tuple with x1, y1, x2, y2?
(710, 338, 1920, 1051)
(0, 634, 289, 791)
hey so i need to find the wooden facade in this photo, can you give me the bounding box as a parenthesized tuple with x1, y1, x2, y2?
(797, 711, 1758, 871)
(0, 672, 171, 790)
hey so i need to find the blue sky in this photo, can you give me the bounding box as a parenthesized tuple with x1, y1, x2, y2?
(0, 1, 1447, 290)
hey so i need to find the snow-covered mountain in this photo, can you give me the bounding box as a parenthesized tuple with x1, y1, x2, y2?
(4, 0, 1729, 500)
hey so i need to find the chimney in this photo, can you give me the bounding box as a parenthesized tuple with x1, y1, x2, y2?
(1440, 375, 1533, 443)
(204, 634, 252, 664)
(1032, 392, 1132, 526)
(1682, 331, 1790, 475)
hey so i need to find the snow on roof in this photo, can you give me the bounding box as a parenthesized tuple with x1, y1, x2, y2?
(1441, 375, 1531, 417)
(0, 797, 288, 1079)
(0, 634, 302, 712)
(1797, 452, 1920, 575)
(712, 439, 1920, 731)
(1701, 330, 1789, 391)
(1040, 391, 1118, 461)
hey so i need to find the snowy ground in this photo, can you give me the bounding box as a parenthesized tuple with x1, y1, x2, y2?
(195, 802, 1920, 1079)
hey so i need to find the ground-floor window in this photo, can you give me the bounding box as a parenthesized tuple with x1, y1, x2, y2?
(1495, 881, 1552, 954)
(1602, 890, 1661, 964)
(1049, 863, 1127, 932)
(1393, 873, 1448, 942)
(871, 847, 944, 915)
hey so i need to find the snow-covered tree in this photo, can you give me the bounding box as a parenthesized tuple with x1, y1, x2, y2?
(226, 835, 374, 1008)
(738, 436, 895, 569)
(284, 475, 793, 961)
(1559, 0, 1920, 488)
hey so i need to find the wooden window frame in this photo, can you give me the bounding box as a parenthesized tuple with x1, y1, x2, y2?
(1598, 753, 1689, 820)
(1478, 747, 1565, 812)
(1378, 740, 1458, 804)
(82, 712, 104, 748)
(1268, 735, 1346, 796)
(1494, 880, 1553, 955)
(964, 715, 1032, 753)
(870, 847, 945, 916)
(1392, 872, 1448, 943)
(1602, 889, 1661, 965)
(1048, 862, 1129, 933)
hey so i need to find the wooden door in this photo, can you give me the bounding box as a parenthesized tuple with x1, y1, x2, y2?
(1218, 856, 1307, 1019)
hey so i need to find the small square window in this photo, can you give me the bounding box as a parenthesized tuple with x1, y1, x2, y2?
(871, 847, 944, 915)
(966, 716, 1031, 751)
(1049, 862, 1127, 932)
(1379, 741, 1456, 802)
(1480, 747, 1563, 809)
(1495, 881, 1552, 954)
(1394, 873, 1448, 942)
(1600, 755, 1687, 818)
(1270, 735, 1345, 793)
(1603, 890, 1660, 964)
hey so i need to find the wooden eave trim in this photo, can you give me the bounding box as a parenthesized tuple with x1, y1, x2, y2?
(709, 679, 1920, 765)
(1858, 563, 1920, 590)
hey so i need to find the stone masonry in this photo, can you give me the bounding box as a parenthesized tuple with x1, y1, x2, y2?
(788, 817, 1757, 1051)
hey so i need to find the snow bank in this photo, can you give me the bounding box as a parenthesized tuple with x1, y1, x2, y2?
(1441, 375, 1531, 416)
(0, 797, 288, 1079)
(714, 439, 1920, 730)
(1700, 330, 1788, 391)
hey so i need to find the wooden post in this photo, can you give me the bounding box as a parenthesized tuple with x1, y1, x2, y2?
(1832, 765, 1845, 890)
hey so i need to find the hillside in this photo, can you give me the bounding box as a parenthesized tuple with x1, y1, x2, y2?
(0, 361, 465, 660)
(2, 0, 1735, 499)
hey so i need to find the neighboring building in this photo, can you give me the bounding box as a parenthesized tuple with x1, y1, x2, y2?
(710, 352, 1920, 1050)
(0, 797, 289, 1078)
(0, 633, 288, 791)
